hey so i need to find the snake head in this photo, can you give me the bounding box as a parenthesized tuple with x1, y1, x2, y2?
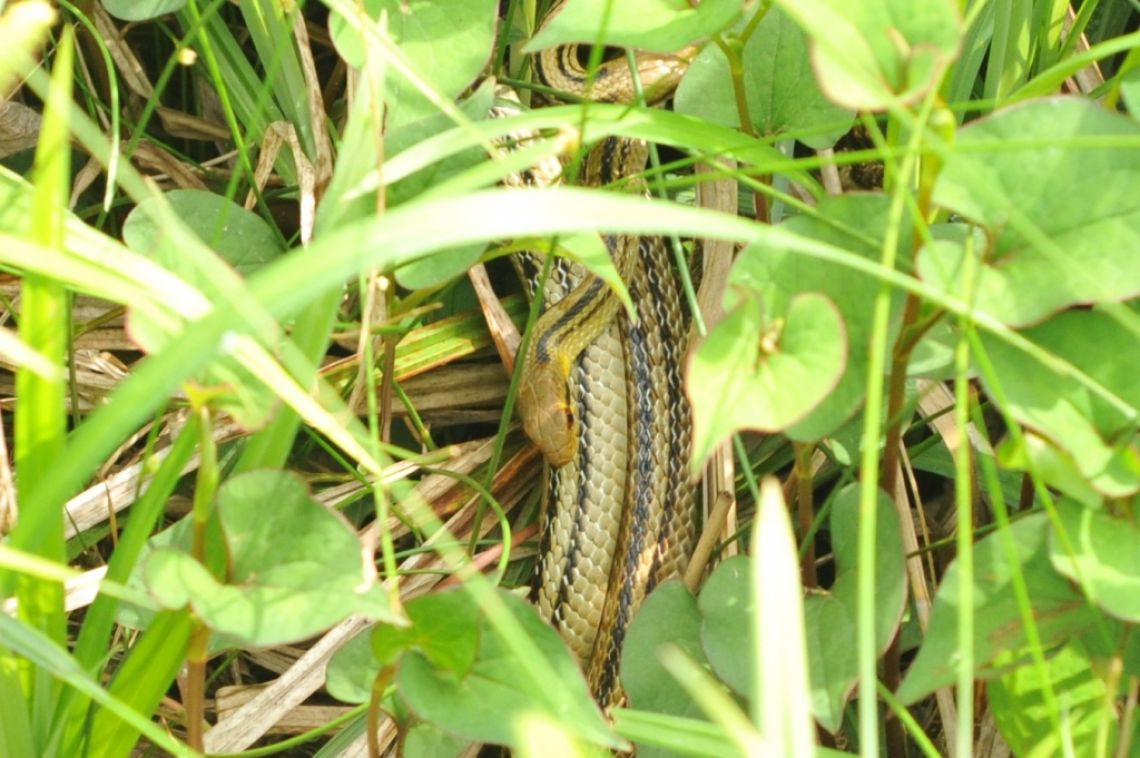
(517, 363, 578, 467)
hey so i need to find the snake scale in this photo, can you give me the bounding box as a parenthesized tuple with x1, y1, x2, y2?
(507, 2, 701, 705)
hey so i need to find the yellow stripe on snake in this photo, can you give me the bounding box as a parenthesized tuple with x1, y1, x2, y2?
(509, 4, 701, 706)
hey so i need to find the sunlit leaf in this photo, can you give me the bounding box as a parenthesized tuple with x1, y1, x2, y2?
(771, 0, 961, 109)
(688, 290, 845, 468)
(675, 7, 853, 147)
(979, 308, 1140, 498)
(527, 0, 741, 53)
(145, 471, 400, 646)
(898, 514, 1101, 704)
(397, 588, 617, 749)
(925, 98, 1140, 326)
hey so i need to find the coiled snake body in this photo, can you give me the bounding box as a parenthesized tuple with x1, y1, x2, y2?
(512, 8, 700, 705)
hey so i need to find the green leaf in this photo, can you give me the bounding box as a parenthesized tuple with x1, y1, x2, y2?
(771, 0, 961, 110)
(697, 556, 752, 695)
(728, 194, 910, 443)
(621, 581, 706, 722)
(326, 627, 376, 705)
(674, 7, 853, 147)
(397, 588, 616, 749)
(802, 594, 856, 732)
(102, 0, 186, 21)
(120, 189, 283, 430)
(123, 189, 283, 276)
(144, 471, 400, 646)
(987, 640, 1120, 758)
(997, 434, 1104, 509)
(751, 478, 814, 755)
(804, 484, 906, 731)
(329, 0, 497, 120)
(925, 98, 1140, 326)
(87, 610, 194, 757)
(898, 513, 1102, 704)
(0, 610, 196, 758)
(663, 487, 904, 734)
(376, 589, 481, 674)
(1122, 67, 1140, 121)
(979, 308, 1140, 498)
(688, 289, 845, 468)
(404, 722, 472, 758)
(1050, 498, 1140, 622)
(387, 77, 498, 206)
(526, 0, 741, 53)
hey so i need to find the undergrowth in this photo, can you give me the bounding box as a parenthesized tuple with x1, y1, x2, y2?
(1, 0, 1139, 756)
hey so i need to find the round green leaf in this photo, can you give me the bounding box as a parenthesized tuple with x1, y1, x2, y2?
(143, 471, 400, 646)
(376, 589, 481, 675)
(688, 290, 846, 468)
(326, 628, 376, 704)
(978, 308, 1140, 498)
(329, 0, 496, 103)
(727, 194, 909, 444)
(898, 514, 1101, 704)
(397, 589, 616, 749)
(697, 556, 752, 695)
(772, 0, 961, 110)
(102, 0, 186, 21)
(799, 484, 905, 731)
(621, 580, 705, 719)
(926, 98, 1140, 326)
(1050, 497, 1140, 622)
(123, 189, 282, 275)
(674, 8, 853, 147)
(997, 433, 1104, 509)
(404, 723, 472, 758)
(526, 0, 741, 53)
(802, 594, 856, 732)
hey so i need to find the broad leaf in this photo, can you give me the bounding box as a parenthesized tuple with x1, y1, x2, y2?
(699, 195, 908, 450)
(898, 514, 1102, 704)
(397, 588, 616, 749)
(1050, 497, 1140, 622)
(979, 308, 1140, 498)
(103, 0, 186, 21)
(925, 98, 1140, 326)
(771, 0, 961, 109)
(123, 191, 281, 276)
(145, 471, 399, 646)
(376, 589, 481, 674)
(675, 7, 853, 147)
(325, 627, 376, 705)
(987, 640, 1121, 758)
(698, 556, 753, 695)
(621, 581, 706, 721)
(688, 291, 845, 468)
(527, 0, 741, 53)
(329, 0, 497, 99)
(804, 484, 906, 731)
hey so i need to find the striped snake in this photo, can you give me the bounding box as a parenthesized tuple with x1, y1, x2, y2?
(508, 4, 700, 706)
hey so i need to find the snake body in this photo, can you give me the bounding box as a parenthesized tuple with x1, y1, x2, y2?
(513, 10, 699, 705)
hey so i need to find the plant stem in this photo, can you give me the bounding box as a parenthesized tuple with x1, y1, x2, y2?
(793, 442, 817, 588)
(185, 621, 210, 750)
(880, 293, 923, 498)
